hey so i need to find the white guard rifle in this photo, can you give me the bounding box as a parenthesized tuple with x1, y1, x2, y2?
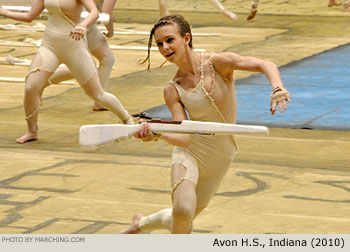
(79, 119, 269, 148)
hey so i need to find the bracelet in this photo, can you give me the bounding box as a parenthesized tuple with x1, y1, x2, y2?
(153, 133, 162, 141)
(272, 86, 283, 94)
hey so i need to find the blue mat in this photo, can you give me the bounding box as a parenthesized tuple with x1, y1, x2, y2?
(143, 43, 350, 130)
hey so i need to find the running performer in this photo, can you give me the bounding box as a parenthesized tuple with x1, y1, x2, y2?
(247, 0, 259, 20)
(48, 0, 117, 111)
(158, 0, 238, 21)
(0, 0, 134, 144)
(119, 14, 291, 234)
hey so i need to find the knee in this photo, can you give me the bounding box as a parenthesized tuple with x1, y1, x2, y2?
(25, 80, 42, 95)
(99, 53, 114, 68)
(172, 202, 194, 223)
(87, 91, 105, 102)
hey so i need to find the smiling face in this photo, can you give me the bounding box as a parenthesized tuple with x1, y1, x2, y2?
(140, 15, 193, 70)
(154, 23, 191, 63)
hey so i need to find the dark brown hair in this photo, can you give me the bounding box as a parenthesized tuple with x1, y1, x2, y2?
(139, 14, 193, 70)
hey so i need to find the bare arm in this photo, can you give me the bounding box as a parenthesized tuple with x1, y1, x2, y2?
(79, 0, 99, 27)
(158, 0, 170, 17)
(101, 0, 117, 15)
(135, 85, 191, 148)
(213, 52, 283, 89)
(101, 0, 117, 38)
(213, 52, 291, 114)
(0, 0, 44, 22)
(161, 85, 191, 147)
(70, 0, 99, 40)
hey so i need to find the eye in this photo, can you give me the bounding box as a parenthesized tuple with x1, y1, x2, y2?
(156, 42, 163, 47)
(166, 38, 174, 43)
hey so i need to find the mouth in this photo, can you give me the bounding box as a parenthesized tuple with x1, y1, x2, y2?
(166, 52, 175, 58)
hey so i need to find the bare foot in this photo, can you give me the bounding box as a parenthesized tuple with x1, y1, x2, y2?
(16, 132, 38, 144)
(343, 3, 350, 11)
(247, 9, 257, 20)
(118, 213, 144, 234)
(328, 1, 342, 7)
(92, 102, 108, 111)
(222, 10, 238, 22)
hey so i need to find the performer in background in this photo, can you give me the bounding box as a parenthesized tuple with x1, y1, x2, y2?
(0, 0, 133, 144)
(328, 0, 342, 7)
(342, 0, 350, 11)
(247, 0, 259, 20)
(119, 14, 291, 234)
(158, 0, 238, 21)
(327, 0, 350, 11)
(48, 0, 118, 111)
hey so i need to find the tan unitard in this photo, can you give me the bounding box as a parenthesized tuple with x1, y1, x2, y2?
(25, 0, 131, 125)
(138, 53, 238, 232)
(30, 0, 97, 84)
(86, 0, 106, 52)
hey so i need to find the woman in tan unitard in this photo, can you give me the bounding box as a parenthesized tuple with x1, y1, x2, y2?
(119, 14, 291, 234)
(0, 0, 134, 144)
(48, 0, 117, 111)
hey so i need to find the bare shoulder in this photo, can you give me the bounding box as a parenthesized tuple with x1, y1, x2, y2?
(211, 52, 241, 66)
(163, 84, 187, 119)
(210, 52, 240, 81)
(164, 84, 180, 104)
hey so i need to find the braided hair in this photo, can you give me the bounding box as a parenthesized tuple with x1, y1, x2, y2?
(139, 14, 193, 70)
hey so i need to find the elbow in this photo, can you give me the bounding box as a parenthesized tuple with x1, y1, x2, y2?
(260, 61, 278, 72)
(26, 17, 36, 23)
(178, 143, 189, 148)
(270, 61, 278, 69)
(179, 135, 191, 148)
(267, 61, 278, 70)
(91, 10, 99, 22)
(23, 15, 36, 22)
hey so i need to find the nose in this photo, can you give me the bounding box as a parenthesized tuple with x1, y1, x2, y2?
(163, 42, 170, 50)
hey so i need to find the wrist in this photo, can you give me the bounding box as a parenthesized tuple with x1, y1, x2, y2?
(153, 133, 162, 141)
(77, 22, 87, 28)
(272, 86, 283, 94)
(0, 8, 8, 16)
(271, 83, 284, 91)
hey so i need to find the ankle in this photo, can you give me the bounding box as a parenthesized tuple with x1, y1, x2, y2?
(28, 125, 38, 134)
(251, 4, 258, 10)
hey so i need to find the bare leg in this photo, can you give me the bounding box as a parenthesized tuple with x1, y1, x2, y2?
(247, 0, 259, 20)
(16, 54, 53, 143)
(208, 0, 238, 22)
(90, 41, 115, 111)
(81, 73, 134, 124)
(47, 42, 115, 112)
(328, 0, 342, 7)
(121, 208, 172, 234)
(171, 164, 196, 233)
(158, 0, 170, 17)
(119, 164, 197, 234)
(118, 213, 144, 234)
